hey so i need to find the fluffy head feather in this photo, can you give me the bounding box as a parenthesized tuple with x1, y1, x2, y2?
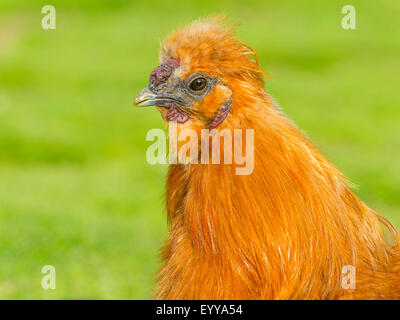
(160, 17, 265, 86)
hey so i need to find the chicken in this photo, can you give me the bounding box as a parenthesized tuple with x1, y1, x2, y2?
(134, 18, 400, 300)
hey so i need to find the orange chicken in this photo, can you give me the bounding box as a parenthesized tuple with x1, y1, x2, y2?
(135, 18, 400, 299)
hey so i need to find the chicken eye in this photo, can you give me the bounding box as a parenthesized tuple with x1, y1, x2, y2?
(189, 77, 207, 91)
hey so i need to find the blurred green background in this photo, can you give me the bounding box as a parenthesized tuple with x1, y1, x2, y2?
(0, 0, 399, 299)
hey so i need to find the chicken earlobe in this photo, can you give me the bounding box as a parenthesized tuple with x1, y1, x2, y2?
(208, 86, 232, 129)
(209, 98, 232, 129)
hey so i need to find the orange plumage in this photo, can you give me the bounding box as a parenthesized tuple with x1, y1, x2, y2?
(136, 18, 400, 299)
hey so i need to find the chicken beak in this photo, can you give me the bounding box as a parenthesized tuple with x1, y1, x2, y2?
(134, 86, 159, 107)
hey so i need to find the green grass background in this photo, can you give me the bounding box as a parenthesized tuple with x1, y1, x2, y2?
(0, 0, 399, 299)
